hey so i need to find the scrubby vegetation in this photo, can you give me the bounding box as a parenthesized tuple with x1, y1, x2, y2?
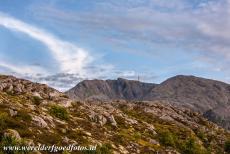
(31, 96, 43, 106)
(225, 139, 230, 153)
(0, 136, 28, 154)
(158, 130, 177, 147)
(49, 105, 69, 120)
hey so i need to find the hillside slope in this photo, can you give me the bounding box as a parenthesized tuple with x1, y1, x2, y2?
(1, 75, 230, 153)
(144, 75, 230, 130)
(66, 75, 230, 130)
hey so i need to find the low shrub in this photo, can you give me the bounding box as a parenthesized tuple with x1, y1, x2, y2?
(96, 144, 112, 154)
(32, 96, 43, 106)
(0, 112, 8, 132)
(181, 138, 207, 154)
(0, 136, 28, 154)
(16, 110, 32, 122)
(158, 130, 177, 147)
(49, 105, 69, 120)
(225, 139, 230, 153)
(0, 112, 25, 133)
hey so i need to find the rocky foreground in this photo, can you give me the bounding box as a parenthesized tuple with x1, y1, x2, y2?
(0, 75, 230, 154)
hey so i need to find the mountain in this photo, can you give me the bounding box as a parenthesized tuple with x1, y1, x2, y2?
(144, 75, 230, 130)
(66, 75, 230, 130)
(66, 78, 156, 101)
(1, 74, 230, 154)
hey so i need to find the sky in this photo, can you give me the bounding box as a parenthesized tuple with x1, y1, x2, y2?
(0, 0, 230, 91)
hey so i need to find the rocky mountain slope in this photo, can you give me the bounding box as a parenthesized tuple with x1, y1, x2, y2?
(67, 78, 156, 101)
(1, 75, 230, 154)
(66, 75, 230, 130)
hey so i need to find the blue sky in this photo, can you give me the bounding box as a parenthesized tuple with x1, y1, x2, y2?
(0, 0, 230, 91)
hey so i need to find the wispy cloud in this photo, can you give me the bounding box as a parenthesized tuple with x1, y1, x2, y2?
(0, 12, 92, 75)
(30, 0, 230, 71)
(0, 61, 47, 75)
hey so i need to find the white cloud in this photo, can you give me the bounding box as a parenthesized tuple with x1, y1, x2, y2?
(0, 12, 92, 75)
(0, 61, 48, 75)
(37, 0, 230, 77)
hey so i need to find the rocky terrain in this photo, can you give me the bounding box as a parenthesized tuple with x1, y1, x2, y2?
(66, 75, 230, 130)
(0, 75, 230, 154)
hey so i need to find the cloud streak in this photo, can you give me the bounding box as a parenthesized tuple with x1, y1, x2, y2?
(30, 0, 230, 75)
(0, 12, 92, 75)
(0, 61, 47, 75)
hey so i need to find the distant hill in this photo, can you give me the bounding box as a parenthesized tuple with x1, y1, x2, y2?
(66, 75, 230, 130)
(66, 78, 156, 101)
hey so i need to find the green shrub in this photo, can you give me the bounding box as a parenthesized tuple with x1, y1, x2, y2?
(0, 112, 8, 132)
(225, 139, 230, 153)
(96, 144, 112, 154)
(0, 136, 28, 154)
(181, 138, 207, 154)
(49, 105, 69, 120)
(1, 136, 18, 146)
(114, 116, 127, 128)
(133, 132, 142, 140)
(197, 131, 206, 141)
(159, 130, 177, 147)
(17, 129, 33, 138)
(32, 96, 42, 106)
(111, 134, 126, 145)
(16, 110, 32, 122)
(0, 112, 26, 133)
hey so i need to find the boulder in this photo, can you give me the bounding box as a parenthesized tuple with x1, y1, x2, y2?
(32, 115, 48, 128)
(89, 112, 107, 126)
(108, 115, 117, 127)
(4, 129, 21, 141)
(9, 109, 18, 117)
(33, 92, 43, 99)
(149, 139, 160, 146)
(6, 85, 14, 92)
(98, 115, 107, 126)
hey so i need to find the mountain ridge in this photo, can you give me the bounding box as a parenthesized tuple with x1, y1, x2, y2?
(66, 77, 157, 101)
(66, 75, 230, 130)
